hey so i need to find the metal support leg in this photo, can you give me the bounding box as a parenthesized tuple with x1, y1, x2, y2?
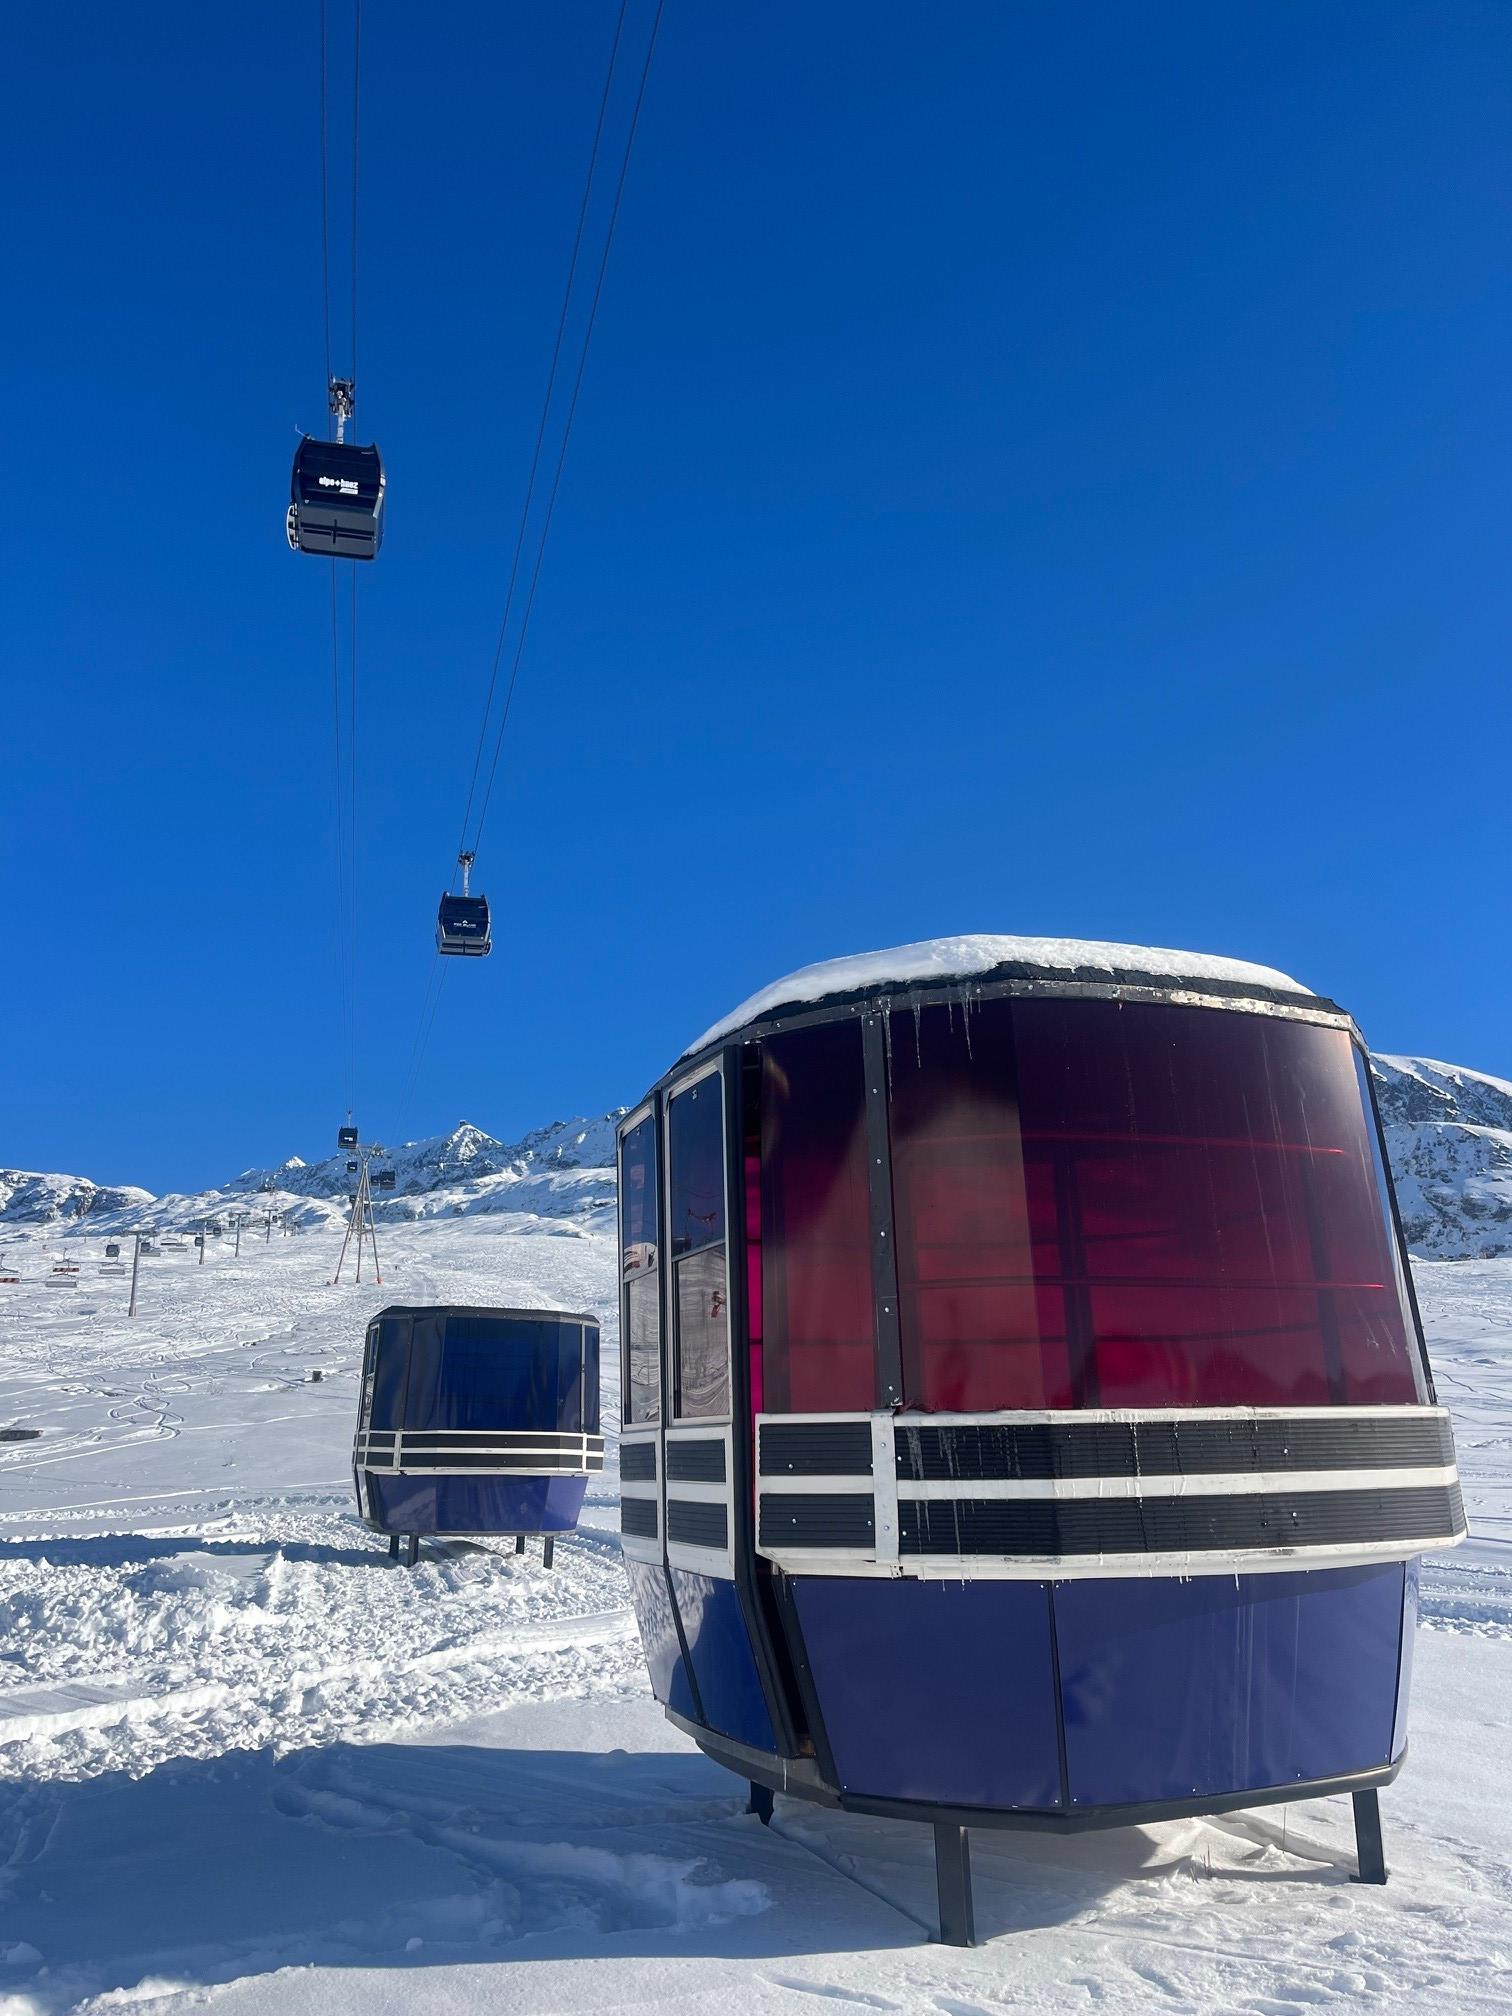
(388, 1534, 400, 1560)
(515, 1533, 526, 1555)
(1352, 1789, 1387, 1885)
(404, 1533, 419, 1569)
(748, 1782, 774, 1825)
(933, 1823, 976, 1947)
(543, 1535, 555, 1570)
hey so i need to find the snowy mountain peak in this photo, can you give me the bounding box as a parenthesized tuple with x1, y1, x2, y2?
(1371, 1056, 1512, 1260)
(0, 1169, 154, 1227)
(221, 1113, 620, 1206)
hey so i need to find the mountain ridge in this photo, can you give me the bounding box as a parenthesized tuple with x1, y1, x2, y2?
(4, 1059, 1509, 1260)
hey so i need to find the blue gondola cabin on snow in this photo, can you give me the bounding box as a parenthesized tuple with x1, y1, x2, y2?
(615, 935, 1464, 1939)
(354, 1304, 602, 1567)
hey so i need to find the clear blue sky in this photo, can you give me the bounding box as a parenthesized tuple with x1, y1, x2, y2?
(3, 1, 1509, 1195)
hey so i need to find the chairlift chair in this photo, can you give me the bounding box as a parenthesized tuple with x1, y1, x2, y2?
(437, 852, 491, 957)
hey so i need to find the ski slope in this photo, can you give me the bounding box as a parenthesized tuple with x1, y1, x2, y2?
(0, 1212, 1509, 2015)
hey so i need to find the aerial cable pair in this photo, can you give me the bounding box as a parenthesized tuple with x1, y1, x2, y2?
(289, 0, 382, 562)
(293, 2, 370, 1142)
(437, 0, 667, 968)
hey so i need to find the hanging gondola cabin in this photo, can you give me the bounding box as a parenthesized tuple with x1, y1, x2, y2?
(436, 891, 491, 957)
(353, 1304, 603, 1567)
(286, 437, 385, 560)
(338, 1125, 359, 1151)
(376, 1167, 396, 1192)
(616, 935, 1465, 1941)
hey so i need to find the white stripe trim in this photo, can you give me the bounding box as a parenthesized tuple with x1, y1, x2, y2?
(664, 1479, 728, 1505)
(358, 1468, 600, 1479)
(665, 1541, 733, 1579)
(871, 1414, 899, 1566)
(891, 1466, 1460, 1501)
(758, 1525, 1468, 1581)
(759, 1474, 874, 1495)
(767, 1404, 1449, 1429)
(757, 1464, 1459, 1499)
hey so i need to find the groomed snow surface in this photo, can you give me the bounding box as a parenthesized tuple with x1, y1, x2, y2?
(0, 1210, 1509, 2015)
(687, 935, 1312, 1054)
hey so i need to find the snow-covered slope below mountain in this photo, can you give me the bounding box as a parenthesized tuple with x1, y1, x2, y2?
(1371, 1056, 1512, 1260)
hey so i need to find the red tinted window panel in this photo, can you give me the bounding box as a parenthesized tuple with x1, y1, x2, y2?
(889, 999, 1049, 1411)
(759, 1022, 876, 1414)
(888, 996, 1423, 1412)
(745, 1149, 764, 1416)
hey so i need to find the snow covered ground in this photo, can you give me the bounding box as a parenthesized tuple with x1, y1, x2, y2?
(0, 1210, 1509, 2015)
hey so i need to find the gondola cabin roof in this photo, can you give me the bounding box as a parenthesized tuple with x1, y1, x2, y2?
(368, 1302, 598, 1330)
(681, 933, 1325, 1062)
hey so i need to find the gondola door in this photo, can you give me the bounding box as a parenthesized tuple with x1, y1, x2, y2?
(617, 1103, 691, 1713)
(659, 1060, 777, 1752)
(662, 1063, 736, 1582)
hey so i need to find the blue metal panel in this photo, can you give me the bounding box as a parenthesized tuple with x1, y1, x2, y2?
(624, 1559, 699, 1720)
(1392, 1557, 1419, 1761)
(1056, 1563, 1406, 1807)
(791, 1578, 1062, 1808)
(363, 1472, 586, 1537)
(668, 1568, 777, 1754)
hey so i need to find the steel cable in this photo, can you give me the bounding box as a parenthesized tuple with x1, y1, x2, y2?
(467, 0, 665, 861)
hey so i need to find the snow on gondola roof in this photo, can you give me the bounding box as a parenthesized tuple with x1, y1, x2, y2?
(686, 934, 1313, 1056)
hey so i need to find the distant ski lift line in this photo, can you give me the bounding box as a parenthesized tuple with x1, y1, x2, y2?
(452, 0, 667, 874)
(397, 0, 664, 1139)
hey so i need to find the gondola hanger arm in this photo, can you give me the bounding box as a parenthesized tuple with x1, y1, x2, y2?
(329, 376, 355, 444)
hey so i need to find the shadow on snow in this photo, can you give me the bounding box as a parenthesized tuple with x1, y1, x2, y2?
(0, 1729, 1361, 2009)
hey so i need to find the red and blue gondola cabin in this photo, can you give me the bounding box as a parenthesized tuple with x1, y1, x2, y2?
(354, 1304, 603, 1543)
(617, 937, 1464, 1843)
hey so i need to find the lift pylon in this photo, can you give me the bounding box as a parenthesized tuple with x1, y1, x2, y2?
(331, 1148, 384, 1288)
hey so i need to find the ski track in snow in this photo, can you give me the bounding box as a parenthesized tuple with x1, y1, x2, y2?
(0, 1220, 1508, 2015)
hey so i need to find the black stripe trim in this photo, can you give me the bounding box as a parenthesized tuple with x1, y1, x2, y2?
(620, 1442, 657, 1483)
(667, 1500, 729, 1549)
(758, 1494, 876, 1549)
(894, 1416, 1454, 1482)
(620, 1496, 658, 1539)
(665, 1439, 727, 1484)
(896, 1484, 1464, 1557)
(760, 1422, 873, 1477)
